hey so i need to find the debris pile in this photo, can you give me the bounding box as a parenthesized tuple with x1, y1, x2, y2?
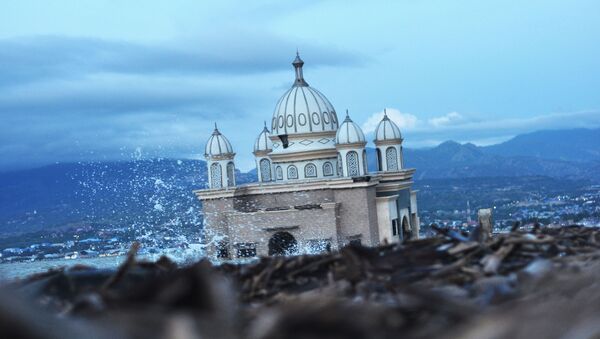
(2, 225, 600, 339)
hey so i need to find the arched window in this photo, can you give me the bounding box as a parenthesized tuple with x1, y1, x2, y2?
(304, 163, 317, 178)
(402, 216, 412, 240)
(337, 153, 343, 176)
(259, 158, 272, 182)
(376, 148, 383, 171)
(275, 166, 283, 180)
(346, 151, 359, 177)
(400, 146, 404, 169)
(227, 162, 235, 187)
(386, 146, 398, 171)
(210, 162, 222, 188)
(362, 149, 368, 174)
(287, 165, 298, 179)
(323, 162, 333, 176)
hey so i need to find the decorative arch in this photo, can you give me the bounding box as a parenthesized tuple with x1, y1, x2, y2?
(400, 146, 404, 168)
(226, 162, 235, 187)
(259, 158, 272, 182)
(210, 162, 222, 188)
(287, 165, 298, 179)
(304, 163, 317, 178)
(275, 166, 283, 180)
(268, 232, 298, 256)
(322, 111, 330, 124)
(402, 215, 412, 240)
(386, 146, 398, 171)
(346, 151, 359, 177)
(323, 162, 334, 176)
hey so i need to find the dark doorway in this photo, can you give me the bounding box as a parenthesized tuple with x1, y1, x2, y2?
(402, 216, 412, 240)
(268, 231, 298, 256)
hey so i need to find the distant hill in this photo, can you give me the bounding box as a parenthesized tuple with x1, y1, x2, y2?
(0, 159, 255, 236)
(365, 128, 600, 181)
(1, 127, 598, 239)
(367, 145, 600, 182)
(483, 128, 600, 162)
(402, 143, 598, 181)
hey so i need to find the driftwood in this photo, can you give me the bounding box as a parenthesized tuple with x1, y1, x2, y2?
(2, 225, 600, 339)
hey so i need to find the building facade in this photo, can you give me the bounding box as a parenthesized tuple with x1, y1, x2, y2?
(194, 53, 419, 259)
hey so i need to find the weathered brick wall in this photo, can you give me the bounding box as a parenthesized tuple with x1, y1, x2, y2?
(202, 198, 234, 256)
(232, 189, 334, 212)
(226, 203, 339, 256)
(333, 186, 379, 246)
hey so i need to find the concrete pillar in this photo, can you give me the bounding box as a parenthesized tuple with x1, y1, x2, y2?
(477, 208, 493, 242)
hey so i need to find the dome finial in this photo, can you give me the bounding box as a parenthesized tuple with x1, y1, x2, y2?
(383, 108, 389, 120)
(213, 122, 221, 135)
(343, 109, 353, 122)
(292, 51, 308, 86)
(263, 120, 269, 131)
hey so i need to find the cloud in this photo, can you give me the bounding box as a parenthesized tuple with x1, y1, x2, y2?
(419, 110, 600, 148)
(359, 107, 600, 149)
(361, 108, 419, 134)
(0, 33, 368, 170)
(427, 112, 464, 127)
(0, 74, 251, 116)
(421, 110, 600, 134)
(0, 35, 366, 87)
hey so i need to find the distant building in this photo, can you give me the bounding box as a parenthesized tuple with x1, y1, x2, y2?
(194, 53, 419, 259)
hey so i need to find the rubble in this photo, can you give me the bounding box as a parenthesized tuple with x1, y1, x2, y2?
(2, 225, 600, 339)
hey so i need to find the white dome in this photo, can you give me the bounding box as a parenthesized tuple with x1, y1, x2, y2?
(204, 125, 234, 157)
(374, 110, 402, 142)
(336, 112, 366, 145)
(271, 53, 339, 136)
(254, 123, 273, 153)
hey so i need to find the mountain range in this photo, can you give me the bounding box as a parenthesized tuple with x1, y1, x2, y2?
(0, 128, 598, 237)
(369, 128, 600, 181)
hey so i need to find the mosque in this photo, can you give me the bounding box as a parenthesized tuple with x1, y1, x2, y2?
(194, 53, 419, 259)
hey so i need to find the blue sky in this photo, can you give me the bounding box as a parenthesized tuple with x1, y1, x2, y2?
(1, 0, 599, 171)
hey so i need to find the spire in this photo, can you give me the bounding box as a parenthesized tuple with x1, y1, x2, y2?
(344, 109, 352, 122)
(292, 51, 308, 86)
(212, 122, 221, 135)
(383, 108, 390, 121)
(263, 120, 269, 132)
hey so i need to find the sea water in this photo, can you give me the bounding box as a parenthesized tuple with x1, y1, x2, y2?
(0, 256, 128, 280)
(0, 246, 207, 281)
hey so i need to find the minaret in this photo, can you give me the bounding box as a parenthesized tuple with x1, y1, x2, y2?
(204, 123, 236, 189)
(335, 110, 368, 177)
(253, 122, 273, 182)
(373, 109, 404, 172)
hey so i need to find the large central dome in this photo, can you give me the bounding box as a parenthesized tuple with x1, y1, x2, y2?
(271, 53, 339, 136)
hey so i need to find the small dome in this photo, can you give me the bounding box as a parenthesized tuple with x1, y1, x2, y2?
(271, 53, 339, 136)
(254, 123, 273, 153)
(336, 111, 366, 145)
(374, 110, 402, 142)
(204, 124, 234, 157)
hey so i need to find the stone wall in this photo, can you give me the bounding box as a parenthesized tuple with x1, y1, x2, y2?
(226, 202, 339, 257)
(333, 186, 380, 246)
(232, 189, 334, 212)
